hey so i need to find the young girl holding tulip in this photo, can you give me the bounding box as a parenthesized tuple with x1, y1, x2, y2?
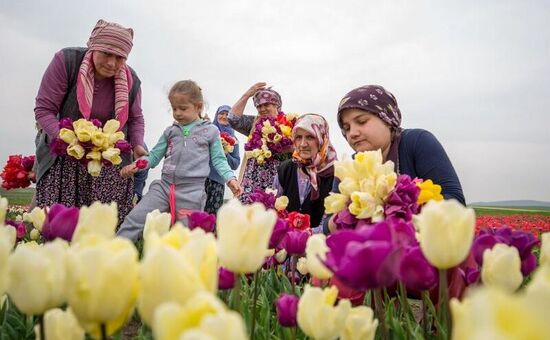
(117, 80, 242, 241)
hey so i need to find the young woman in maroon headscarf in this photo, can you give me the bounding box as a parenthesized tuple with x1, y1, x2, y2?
(273, 113, 337, 233)
(34, 19, 147, 222)
(228, 82, 293, 204)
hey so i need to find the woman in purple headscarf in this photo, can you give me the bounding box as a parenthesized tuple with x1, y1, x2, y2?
(33, 19, 147, 222)
(204, 105, 241, 214)
(325, 84, 465, 233)
(228, 82, 293, 203)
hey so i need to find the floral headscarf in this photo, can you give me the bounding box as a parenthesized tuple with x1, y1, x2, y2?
(292, 113, 337, 199)
(76, 19, 134, 128)
(253, 88, 282, 109)
(337, 85, 402, 133)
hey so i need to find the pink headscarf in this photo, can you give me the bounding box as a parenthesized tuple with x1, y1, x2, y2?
(292, 113, 337, 199)
(76, 19, 134, 128)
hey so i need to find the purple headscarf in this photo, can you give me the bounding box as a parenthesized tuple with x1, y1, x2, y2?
(253, 88, 282, 109)
(213, 105, 235, 136)
(337, 85, 402, 132)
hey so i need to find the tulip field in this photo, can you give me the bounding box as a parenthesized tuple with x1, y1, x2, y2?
(1, 153, 550, 340)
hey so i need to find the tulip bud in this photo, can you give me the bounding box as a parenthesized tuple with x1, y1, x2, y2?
(276, 293, 299, 327)
(34, 308, 85, 340)
(414, 199, 475, 269)
(481, 243, 523, 292)
(341, 305, 378, 340)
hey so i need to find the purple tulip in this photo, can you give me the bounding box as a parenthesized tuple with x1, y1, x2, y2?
(49, 138, 68, 156)
(384, 175, 420, 221)
(399, 246, 438, 292)
(464, 267, 481, 285)
(269, 218, 289, 249)
(59, 118, 74, 130)
(41, 204, 80, 241)
(21, 156, 35, 172)
(510, 231, 540, 259)
(521, 253, 538, 276)
(218, 267, 236, 290)
(333, 209, 358, 230)
(91, 119, 102, 128)
(472, 233, 499, 266)
(281, 229, 310, 255)
(276, 293, 299, 327)
(188, 211, 216, 233)
(248, 189, 276, 209)
(324, 228, 399, 291)
(114, 140, 132, 154)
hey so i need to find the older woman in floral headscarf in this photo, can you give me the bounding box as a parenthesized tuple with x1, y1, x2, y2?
(228, 82, 293, 204)
(273, 113, 337, 233)
(34, 19, 147, 222)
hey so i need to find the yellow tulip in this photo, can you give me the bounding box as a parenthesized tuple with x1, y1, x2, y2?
(30, 228, 40, 240)
(216, 199, 276, 274)
(72, 201, 118, 243)
(297, 285, 351, 340)
(179, 311, 248, 340)
(305, 234, 332, 280)
(323, 193, 349, 215)
(91, 131, 107, 148)
(66, 237, 139, 339)
(102, 147, 121, 164)
(108, 131, 125, 145)
(341, 305, 378, 340)
(451, 286, 550, 340)
(0, 226, 16, 298)
(142, 209, 171, 241)
(73, 119, 94, 131)
(338, 178, 360, 196)
(274, 196, 289, 211)
(273, 133, 282, 143)
(524, 266, 550, 310)
(0, 196, 7, 224)
(275, 249, 288, 263)
(417, 179, 444, 205)
(67, 143, 85, 160)
(86, 150, 102, 161)
(349, 191, 384, 220)
(280, 125, 292, 137)
(152, 292, 227, 340)
(139, 227, 218, 326)
(87, 160, 102, 177)
(263, 150, 272, 159)
(34, 308, 85, 340)
(414, 199, 475, 269)
(102, 119, 121, 134)
(74, 128, 92, 143)
(297, 257, 309, 275)
(23, 206, 46, 231)
(481, 244, 523, 292)
(7, 240, 68, 315)
(59, 128, 77, 144)
(540, 232, 550, 266)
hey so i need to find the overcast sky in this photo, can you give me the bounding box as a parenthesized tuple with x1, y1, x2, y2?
(1, 0, 549, 203)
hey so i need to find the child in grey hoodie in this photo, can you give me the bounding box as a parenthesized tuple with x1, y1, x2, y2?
(117, 80, 242, 241)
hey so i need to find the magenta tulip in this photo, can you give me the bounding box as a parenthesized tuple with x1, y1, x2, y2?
(188, 211, 216, 233)
(218, 267, 236, 290)
(41, 203, 79, 241)
(276, 293, 299, 327)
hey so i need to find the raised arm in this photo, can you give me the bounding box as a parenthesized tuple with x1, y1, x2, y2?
(230, 82, 266, 117)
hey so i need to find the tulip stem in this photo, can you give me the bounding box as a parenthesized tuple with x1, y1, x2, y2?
(250, 270, 260, 340)
(290, 255, 297, 295)
(438, 269, 450, 338)
(421, 290, 430, 339)
(37, 314, 45, 340)
(233, 275, 242, 314)
(101, 323, 107, 340)
(373, 288, 389, 340)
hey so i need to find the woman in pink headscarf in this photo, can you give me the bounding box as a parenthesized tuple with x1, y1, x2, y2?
(228, 82, 293, 203)
(273, 113, 337, 233)
(34, 19, 147, 222)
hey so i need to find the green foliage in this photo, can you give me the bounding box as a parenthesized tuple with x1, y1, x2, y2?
(0, 188, 35, 206)
(0, 298, 36, 340)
